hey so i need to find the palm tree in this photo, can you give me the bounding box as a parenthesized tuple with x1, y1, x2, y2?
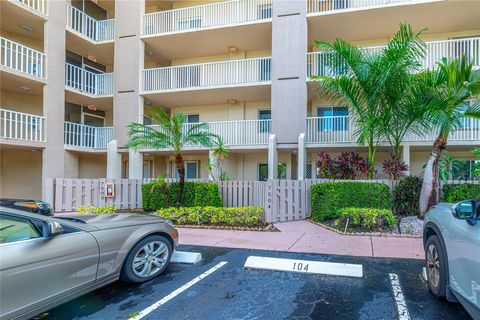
(211, 136, 230, 181)
(312, 24, 427, 178)
(127, 107, 217, 206)
(419, 57, 480, 217)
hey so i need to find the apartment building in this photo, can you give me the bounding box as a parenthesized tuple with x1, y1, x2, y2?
(0, 0, 479, 200)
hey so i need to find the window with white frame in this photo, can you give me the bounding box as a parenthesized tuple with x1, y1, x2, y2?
(258, 109, 271, 133)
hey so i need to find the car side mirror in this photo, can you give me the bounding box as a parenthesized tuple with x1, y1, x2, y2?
(43, 221, 64, 237)
(452, 200, 477, 225)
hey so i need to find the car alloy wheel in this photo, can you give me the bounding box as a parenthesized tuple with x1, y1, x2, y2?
(426, 243, 440, 289)
(132, 241, 169, 278)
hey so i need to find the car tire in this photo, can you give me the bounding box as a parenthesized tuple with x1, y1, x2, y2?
(425, 235, 447, 299)
(121, 235, 172, 283)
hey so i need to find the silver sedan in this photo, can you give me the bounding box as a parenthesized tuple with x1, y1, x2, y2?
(0, 206, 178, 320)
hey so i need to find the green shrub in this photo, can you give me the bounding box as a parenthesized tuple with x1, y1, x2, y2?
(334, 207, 397, 231)
(142, 181, 223, 210)
(311, 182, 391, 221)
(78, 204, 117, 214)
(156, 206, 264, 226)
(442, 183, 480, 203)
(393, 176, 423, 216)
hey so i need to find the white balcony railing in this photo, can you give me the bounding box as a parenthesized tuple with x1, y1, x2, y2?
(0, 109, 45, 143)
(0, 37, 46, 78)
(64, 122, 113, 149)
(65, 63, 114, 95)
(66, 3, 114, 42)
(143, 0, 272, 36)
(143, 57, 271, 92)
(307, 0, 413, 14)
(148, 119, 271, 148)
(306, 116, 480, 144)
(307, 37, 480, 78)
(16, 0, 47, 15)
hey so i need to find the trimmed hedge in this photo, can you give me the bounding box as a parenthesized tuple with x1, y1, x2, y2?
(142, 181, 223, 211)
(442, 183, 480, 203)
(334, 207, 397, 231)
(311, 182, 391, 221)
(156, 206, 263, 226)
(393, 176, 423, 216)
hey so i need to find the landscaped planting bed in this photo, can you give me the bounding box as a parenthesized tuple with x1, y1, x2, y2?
(155, 206, 265, 228)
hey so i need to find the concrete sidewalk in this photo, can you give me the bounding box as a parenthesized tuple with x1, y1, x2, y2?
(178, 220, 424, 260)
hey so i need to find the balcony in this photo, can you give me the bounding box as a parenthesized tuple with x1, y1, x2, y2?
(142, 57, 271, 106)
(0, 109, 46, 145)
(64, 122, 113, 150)
(66, 3, 115, 42)
(65, 63, 114, 96)
(144, 0, 272, 36)
(307, 0, 414, 15)
(147, 119, 271, 150)
(15, 0, 47, 15)
(306, 116, 480, 146)
(307, 0, 479, 45)
(0, 37, 46, 79)
(307, 37, 480, 78)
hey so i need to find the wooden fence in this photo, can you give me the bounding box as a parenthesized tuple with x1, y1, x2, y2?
(45, 178, 474, 223)
(46, 178, 390, 223)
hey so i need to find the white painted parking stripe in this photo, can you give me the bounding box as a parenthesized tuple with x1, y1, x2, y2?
(389, 273, 411, 320)
(244, 256, 363, 278)
(171, 251, 202, 264)
(130, 261, 228, 320)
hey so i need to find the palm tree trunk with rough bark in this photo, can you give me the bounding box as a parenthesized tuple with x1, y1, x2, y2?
(174, 154, 185, 207)
(419, 138, 447, 218)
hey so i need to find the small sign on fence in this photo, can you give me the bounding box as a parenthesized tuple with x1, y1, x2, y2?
(105, 183, 115, 198)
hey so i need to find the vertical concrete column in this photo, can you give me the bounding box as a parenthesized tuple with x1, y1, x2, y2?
(271, 0, 308, 144)
(113, 0, 145, 177)
(107, 140, 122, 178)
(129, 149, 143, 179)
(42, 0, 66, 199)
(297, 133, 306, 180)
(402, 144, 411, 176)
(268, 134, 278, 179)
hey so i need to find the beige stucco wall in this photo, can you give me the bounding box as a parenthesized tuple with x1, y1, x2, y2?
(1, 90, 43, 116)
(78, 153, 107, 178)
(0, 148, 43, 199)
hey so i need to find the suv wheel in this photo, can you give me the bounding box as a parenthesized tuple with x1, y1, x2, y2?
(121, 235, 172, 283)
(425, 235, 447, 298)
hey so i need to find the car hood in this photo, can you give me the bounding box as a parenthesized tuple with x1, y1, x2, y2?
(61, 213, 168, 230)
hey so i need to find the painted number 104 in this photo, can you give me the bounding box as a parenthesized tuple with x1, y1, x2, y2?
(292, 262, 309, 272)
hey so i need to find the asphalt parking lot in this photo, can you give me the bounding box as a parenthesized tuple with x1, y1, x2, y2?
(40, 245, 470, 320)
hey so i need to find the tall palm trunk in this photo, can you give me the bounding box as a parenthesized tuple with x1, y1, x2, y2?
(174, 154, 185, 207)
(419, 138, 447, 218)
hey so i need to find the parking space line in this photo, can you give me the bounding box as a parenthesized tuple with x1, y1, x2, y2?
(131, 261, 228, 320)
(389, 273, 411, 320)
(244, 256, 363, 277)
